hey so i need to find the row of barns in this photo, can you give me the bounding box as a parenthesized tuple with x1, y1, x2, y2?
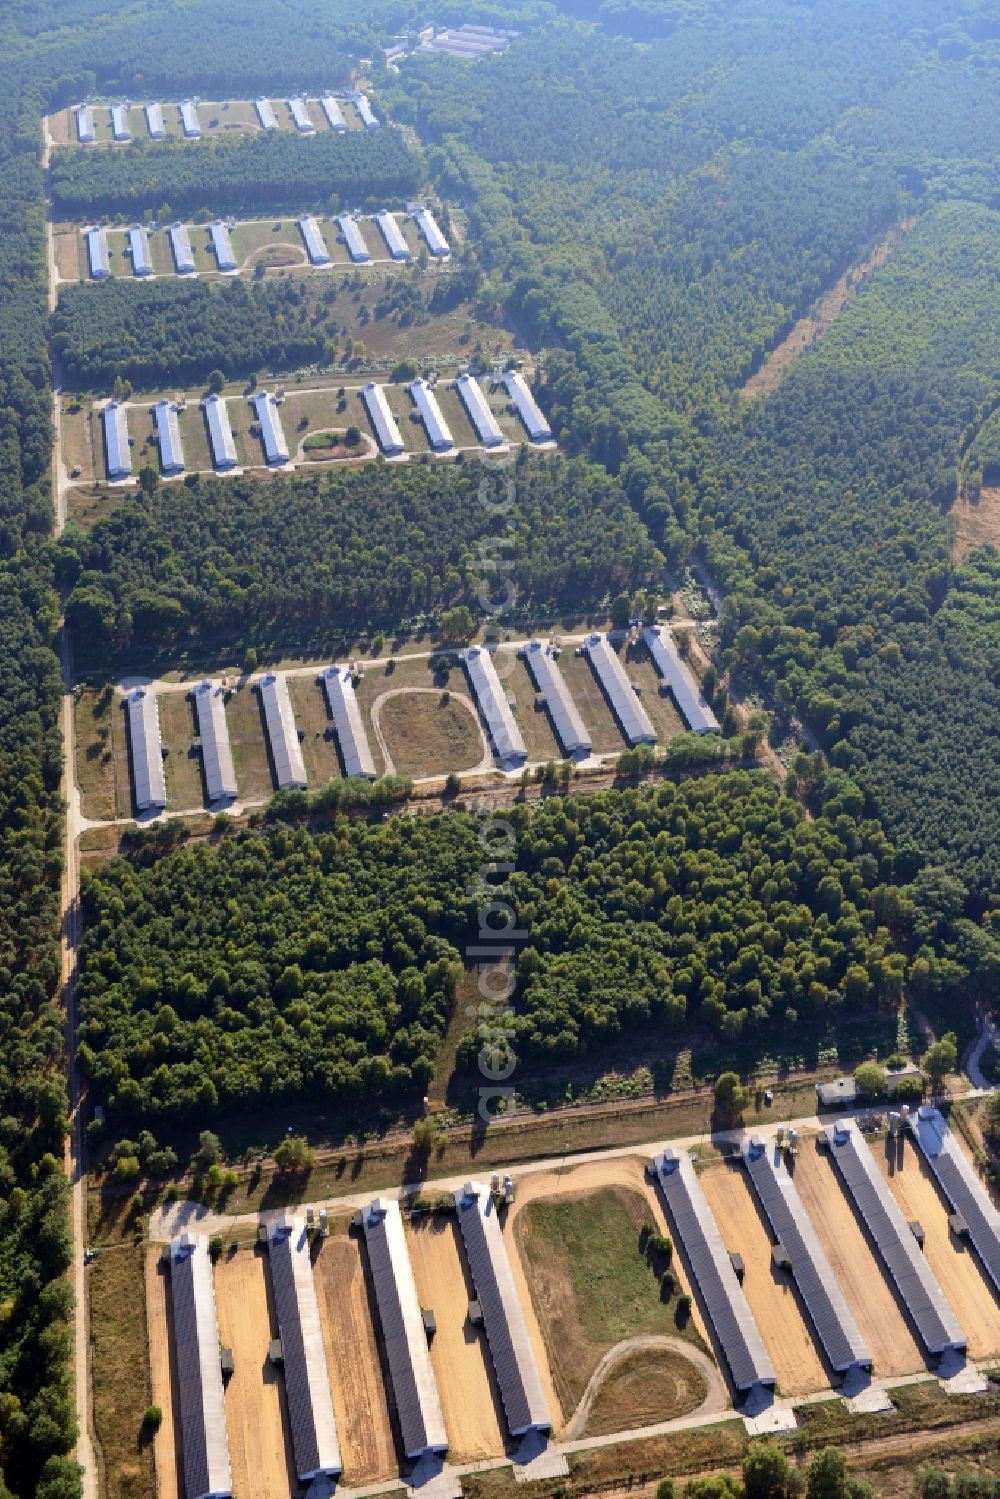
(464, 629, 718, 771)
(122, 628, 715, 815)
(73, 91, 377, 143)
(96, 370, 548, 484)
(166, 1184, 550, 1499)
(652, 1106, 998, 1399)
(84, 204, 447, 282)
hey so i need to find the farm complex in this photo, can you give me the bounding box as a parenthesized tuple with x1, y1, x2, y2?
(138, 1106, 1000, 1498)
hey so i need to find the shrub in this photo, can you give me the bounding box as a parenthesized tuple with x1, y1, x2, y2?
(143, 1405, 163, 1430)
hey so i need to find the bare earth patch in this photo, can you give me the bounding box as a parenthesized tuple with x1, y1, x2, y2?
(953, 488, 1000, 562)
(375, 689, 487, 776)
(584, 1344, 709, 1436)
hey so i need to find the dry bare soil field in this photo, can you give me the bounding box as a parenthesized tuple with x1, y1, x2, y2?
(215, 1248, 297, 1499)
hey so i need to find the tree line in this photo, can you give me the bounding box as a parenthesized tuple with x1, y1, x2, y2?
(49, 128, 422, 220)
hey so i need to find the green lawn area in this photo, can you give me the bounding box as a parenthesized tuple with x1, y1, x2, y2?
(515, 1184, 703, 1416)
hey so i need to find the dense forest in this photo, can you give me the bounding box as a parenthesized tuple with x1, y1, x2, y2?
(49, 128, 422, 219)
(702, 206, 1000, 901)
(59, 455, 661, 649)
(53, 276, 333, 387)
(78, 771, 926, 1125)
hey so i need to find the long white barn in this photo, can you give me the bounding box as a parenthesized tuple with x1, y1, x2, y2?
(202, 395, 237, 469)
(376, 210, 410, 260)
(126, 687, 166, 812)
(462, 646, 526, 768)
(582, 633, 656, 746)
(911, 1106, 1000, 1298)
(454, 1182, 551, 1437)
(337, 213, 370, 263)
(320, 667, 376, 779)
(415, 206, 450, 259)
(408, 378, 453, 451)
(168, 1234, 232, 1499)
(110, 103, 130, 142)
(643, 625, 720, 735)
(361, 382, 404, 455)
(320, 94, 346, 132)
(456, 374, 503, 447)
(521, 641, 591, 757)
(252, 391, 289, 466)
(254, 96, 278, 130)
(362, 1199, 448, 1458)
(210, 221, 237, 272)
(297, 215, 330, 266)
(145, 101, 166, 138)
(503, 371, 551, 442)
(169, 221, 196, 274)
(102, 400, 131, 479)
(153, 400, 184, 474)
(179, 99, 201, 137)
(192, 682, 237, 803)
(257, 673, 307, 789)
(352, 91, 379, 128)
(267, 1216, 342, 1483)
(288, 96, 315, 133)
(75, 104, 95, 143)
(128, 224, 153, 276)
(86, 226, 110, 279)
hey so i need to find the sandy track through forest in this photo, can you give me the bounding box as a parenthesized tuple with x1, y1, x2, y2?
(406, 1216, 508, 1462)
(313, 1234, 398, 1483)
(215, 1249, 296, 1499)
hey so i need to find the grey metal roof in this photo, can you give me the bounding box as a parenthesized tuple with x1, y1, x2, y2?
(408, 379, 453, 450)
(288, 96, 315, 133)
(267, 1216, 342, 1481)
(743, 1138, 871, 1374)
(202, 395, 237, 469)
(153, 401, 184, 473)
(454, 1182, 551, 1436)
(352, 91, 379, 128)
(110, 103, 130, 141)
(126, 687, 166, 811)
(169, 1235, 232, 1499)
(257, 673, 307, 789)
(169, 222, 196, 273)
(911, 1107, 1000, 1297)
(652, 1151, 776, 1393)
(337, 213, 370, 263)
(456, 374, 502, 447)
(86, 226, 109, 279)
(320, 667, 376, 779)
(128, 224, 152, 276)
(462, 647, 526, 767)
(521, 641, 591, 757)
(192, 681, 237, 802)
(102, 400, 131, 478)
(145, 102, 165, 138)
(297, 215, 330, 266)
(179, 100, 201, 137)
(361, 382, 404, 455)
(320, 94, 346, 131)
(376, 210, 410, 260)
(76, 104, 95, 142)
(210, 221, 237, 271)
(252, 391, 289, 465)
(254, 96, 278, 130)
(503, 371, 551, 441)
(415, 206, 450, 259)
(582, 633, 656, 746)
(362, 1199, 448, 1457)
(825, 1119, 966, 1355)
(643, 626, 720, 735)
